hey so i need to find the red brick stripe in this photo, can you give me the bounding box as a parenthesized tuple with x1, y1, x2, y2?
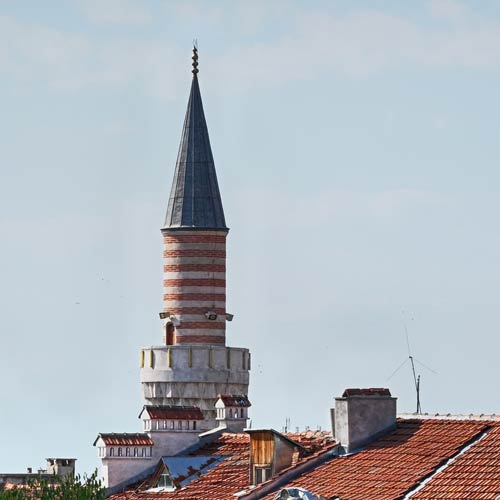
(179, 322, 226, 330)
(164, 307, 226, 315)
(164, 249, 226, 258)
(163, 293, 226, 301)
(164, 264, 226, 272)
(175, 335, 225, 345)
(164, 235, 226, 244)
(164, 279, 226, 288)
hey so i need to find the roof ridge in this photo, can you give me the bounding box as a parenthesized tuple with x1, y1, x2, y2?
(398, 413, 500, 422)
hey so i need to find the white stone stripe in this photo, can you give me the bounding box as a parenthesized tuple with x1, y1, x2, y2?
(163, 271, 226, 280)
(169, 313, 226, 322)
(163, 286, 226, 294)
(163, 242, 226, 251)
(176, 329, 225, 336)
(163, 257, 226, 266)
(162, 301, 226, 309)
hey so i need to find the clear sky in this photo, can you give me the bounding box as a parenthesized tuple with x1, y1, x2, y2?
(2, 0, 500, 476)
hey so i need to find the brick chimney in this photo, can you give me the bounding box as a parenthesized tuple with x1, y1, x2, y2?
(332, 388, 396, 453)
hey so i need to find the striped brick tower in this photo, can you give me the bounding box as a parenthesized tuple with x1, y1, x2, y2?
(140, 47, 250, 428)
(162, 230, 227, 345)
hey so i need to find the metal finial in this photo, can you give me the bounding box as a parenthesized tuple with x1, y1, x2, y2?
(192, 42, 199, 76)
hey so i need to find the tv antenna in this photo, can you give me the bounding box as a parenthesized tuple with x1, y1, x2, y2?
(283, 417, 291, 433)
(387, 315, 437, 414)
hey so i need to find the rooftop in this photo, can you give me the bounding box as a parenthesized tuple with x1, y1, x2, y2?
(107, 418, 500, 500)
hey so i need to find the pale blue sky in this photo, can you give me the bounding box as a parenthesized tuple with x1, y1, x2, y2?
(2, 0, 500, 476)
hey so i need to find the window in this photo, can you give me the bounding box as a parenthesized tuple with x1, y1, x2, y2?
(193, 421, 197, 430)
(177, 421, 182, 430)
(126, 447, 130, 457)
(157, 471, 173, 489)
(234, 410, 238, 419)
(110, 448, 115, 457)
(240, 408, 244, 418)
(118, 448, 122, 457)
(254, 466, 271, 485)
(142, 448, 146, 457)
(163, 420, 167, 430)
(165, 322, 175, 345)
(134, 448, 138, 457)
(170, 421, 174, 430)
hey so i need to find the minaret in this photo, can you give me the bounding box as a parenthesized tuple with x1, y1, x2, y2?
(162, 45, 228, 345)
(140, 48, 250, 428)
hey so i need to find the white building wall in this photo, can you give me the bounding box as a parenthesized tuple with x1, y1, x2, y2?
(101, 458, 153, 489)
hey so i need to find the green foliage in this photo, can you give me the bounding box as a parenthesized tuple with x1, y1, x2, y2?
(0, 471, 105, 500)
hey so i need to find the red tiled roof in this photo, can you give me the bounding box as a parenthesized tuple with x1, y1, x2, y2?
(106, 419, 500, 500)
(108, 431, 333, 500)
(411, 423, 500, 500)
(261, 419, 490, 500)
(218, 394, 251, 407)
(95, 433, 153, 446)
(108, 433, 250, 500)
(140, 405, 204, 420)
(342, 388, 391, 397)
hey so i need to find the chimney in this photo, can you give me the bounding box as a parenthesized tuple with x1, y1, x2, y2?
(45, 458, 76, 478)
(333, 388, 396, 453)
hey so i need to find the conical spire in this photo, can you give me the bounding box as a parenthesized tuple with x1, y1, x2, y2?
(163, 47, 227, 231)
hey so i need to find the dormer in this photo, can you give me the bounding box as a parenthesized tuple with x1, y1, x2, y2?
(246, 429, 306, 486)
(215, 394, 251, 432)
(147, 455, 225, 492)
(139, 405, 204, 433)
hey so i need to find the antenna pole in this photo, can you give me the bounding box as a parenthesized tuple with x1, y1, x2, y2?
(409, 355, 421, 414)
(416, 374, 421, 414)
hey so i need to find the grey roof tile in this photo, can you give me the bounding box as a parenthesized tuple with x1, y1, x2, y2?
(163, 73, 227, 231)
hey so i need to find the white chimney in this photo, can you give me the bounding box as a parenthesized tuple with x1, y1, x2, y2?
(333, 388, 396, 453)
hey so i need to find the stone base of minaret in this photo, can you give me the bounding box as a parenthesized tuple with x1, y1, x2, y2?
(140, 345, 250, 428)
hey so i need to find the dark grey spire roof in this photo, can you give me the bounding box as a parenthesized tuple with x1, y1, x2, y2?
(163, 71, 227, 231)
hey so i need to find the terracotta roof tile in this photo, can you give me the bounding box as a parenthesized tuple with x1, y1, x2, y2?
(95, 433, 154, 446)
(411, 423, 500, 500)
(218, 394, 251, 407)
(140, 405, 204, 421)
(342, 388, 392, 397)
(106, 420, 500, 500)
(108, 433, 250, 500)
(260, 419, 489, 500)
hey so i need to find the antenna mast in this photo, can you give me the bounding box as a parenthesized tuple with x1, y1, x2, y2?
(387, 314, 436, 414)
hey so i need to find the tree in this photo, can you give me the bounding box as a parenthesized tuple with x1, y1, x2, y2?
(0, 471, 105, 500)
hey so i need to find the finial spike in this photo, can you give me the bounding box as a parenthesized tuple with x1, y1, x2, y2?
(192, 41, 199, 76)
